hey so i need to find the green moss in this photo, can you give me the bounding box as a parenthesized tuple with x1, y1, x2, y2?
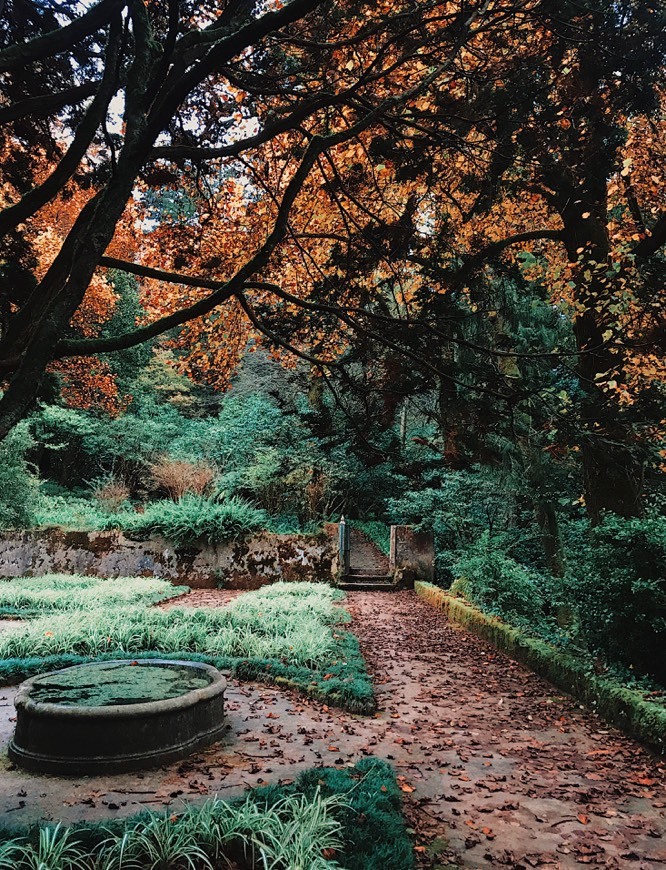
(27, 661, 212, 707)
(415, 582, 666, 754)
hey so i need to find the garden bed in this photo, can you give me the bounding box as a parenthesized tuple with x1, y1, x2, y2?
(415, 581, 666, 754)
(0, 758, 413, 870)
(0, 581, 375, 713)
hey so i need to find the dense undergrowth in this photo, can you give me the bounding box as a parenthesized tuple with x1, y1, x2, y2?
(0, 582, 376, 713)
(389, 474, 666, 691)
(33, 493, 270, 547)
(0, 759, 413, 870)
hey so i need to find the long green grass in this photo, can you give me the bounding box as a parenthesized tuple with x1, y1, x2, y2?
(32, 494, 114, 531)
(0, 582, 376, 712)
(0, 574, 188, 618)
(0, 759, 412, 870)
(121, 495, 268, 547)
(0, 583, 340, 664)
(33, 493, 268, 546)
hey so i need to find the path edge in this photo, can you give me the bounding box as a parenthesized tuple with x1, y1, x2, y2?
(415, 581, 666, 755)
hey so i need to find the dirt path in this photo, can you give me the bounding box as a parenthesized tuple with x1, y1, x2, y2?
(347, 591, 666, 868)
(0, 590, 663, 868)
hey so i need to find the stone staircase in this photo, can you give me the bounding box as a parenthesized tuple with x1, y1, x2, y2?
(339, 528, 394, 590)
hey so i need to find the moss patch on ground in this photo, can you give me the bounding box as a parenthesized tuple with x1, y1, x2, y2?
(416, 581, 666, 754)
(0, 758, 412, 870)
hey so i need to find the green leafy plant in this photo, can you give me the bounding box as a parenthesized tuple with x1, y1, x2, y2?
(451, 533, 546, 623)
(0, 759, 410, 870)
(0, 422, 37, 529)
(0, 574, 187, 618)
(569, 514, 666, 681)
(120, 495, 267, 547)
(0, 824, 89, 870)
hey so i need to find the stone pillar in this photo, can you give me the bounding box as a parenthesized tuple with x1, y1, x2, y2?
(389, 526, 435, 585)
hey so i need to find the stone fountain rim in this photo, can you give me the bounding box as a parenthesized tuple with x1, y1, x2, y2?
(14, 658, 227, 719)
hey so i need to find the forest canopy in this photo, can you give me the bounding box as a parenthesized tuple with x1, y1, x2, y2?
(0, 0, 664, 523)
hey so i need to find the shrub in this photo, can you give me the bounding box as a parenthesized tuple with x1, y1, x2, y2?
(148, 457, 216, 500)
(0, 422, 37, 529)
(120, 494, 267, 547)
(32, 493, 113, 530)
(570, 514, 666, 682)
(451, 534, 546, 623)
(90, 476, 131, 513)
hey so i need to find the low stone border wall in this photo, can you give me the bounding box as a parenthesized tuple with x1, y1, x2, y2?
(0, 529, 337, 589)
(415, 581, 666, 755)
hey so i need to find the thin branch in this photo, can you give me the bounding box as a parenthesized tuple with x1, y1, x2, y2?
(55, 132, 337, 357)
(0, 14, 123, 236)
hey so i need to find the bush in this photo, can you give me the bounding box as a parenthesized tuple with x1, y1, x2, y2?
(148, 457, 216, 500)
(451, 534, 546, 623)
(120, 495, 267, 547)
(0, 422, 37, 529)
(570, 514, 666, 682)
(90, 476, 131, 513)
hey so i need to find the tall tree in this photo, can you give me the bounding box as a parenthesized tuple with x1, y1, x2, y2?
(0, 0, 498, 434)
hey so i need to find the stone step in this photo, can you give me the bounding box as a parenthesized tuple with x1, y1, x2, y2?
(338, 578, 396, 591)
(348, 567, 391, 577)
(348, 529, 390, 573)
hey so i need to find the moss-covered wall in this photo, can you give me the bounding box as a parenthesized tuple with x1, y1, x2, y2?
(415, 581, 666, 755)
(0, 529, 337, 589)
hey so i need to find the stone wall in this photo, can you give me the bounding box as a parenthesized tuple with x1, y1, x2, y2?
(390, 526, 435, 584)
(0, 528, 337, 590)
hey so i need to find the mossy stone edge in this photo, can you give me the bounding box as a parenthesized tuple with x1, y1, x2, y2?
(415, 581, 666, 754)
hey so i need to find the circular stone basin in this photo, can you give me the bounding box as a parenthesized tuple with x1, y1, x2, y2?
(8, 660, 226, 775)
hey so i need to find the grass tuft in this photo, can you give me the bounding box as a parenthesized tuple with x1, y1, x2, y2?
(0, 574, 188, 618)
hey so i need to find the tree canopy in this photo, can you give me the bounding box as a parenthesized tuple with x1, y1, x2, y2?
(0, 0, 664, 520)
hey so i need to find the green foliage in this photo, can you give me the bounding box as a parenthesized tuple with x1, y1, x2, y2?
(33, 493, 114, 530)
(100, 271, 153, 395)
(569, 514, 666, 681)
(0, 422, 37, 529)
(387, 467, 517, 580)
(120, 495, 267, 547)
(451, 534, 546, 623)
(0, 582, 340, 663)
(0, 760, 410, 870)
(260, 758, 414, 870)
(0, 574, 187, 618)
